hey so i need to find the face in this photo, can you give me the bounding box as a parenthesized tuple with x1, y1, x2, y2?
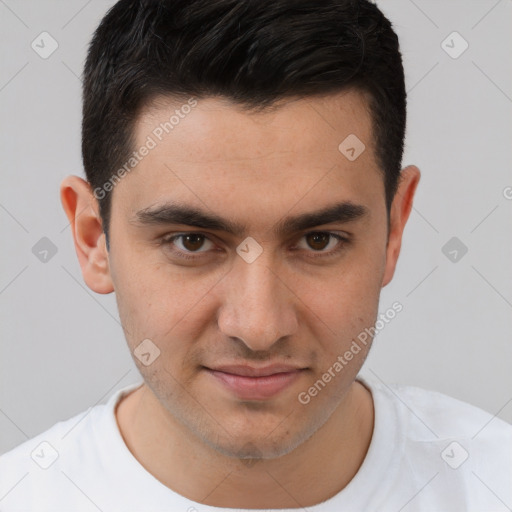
(97, 91, 399, 460)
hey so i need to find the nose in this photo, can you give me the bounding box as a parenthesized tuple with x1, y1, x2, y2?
(217, 256, 299, 352)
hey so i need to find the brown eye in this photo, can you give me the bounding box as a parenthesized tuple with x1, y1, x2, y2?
(294, 231, 348, 257)
(180, 233, 206, 252)
(305, 232, 331, 251)
(163, 233, 215, 257)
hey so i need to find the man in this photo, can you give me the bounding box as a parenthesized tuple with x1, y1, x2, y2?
(1, 0, 510, 510)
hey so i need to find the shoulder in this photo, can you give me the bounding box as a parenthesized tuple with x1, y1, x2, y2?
(0, 402, 102, 501)
(381, 381, 512, 442)
(360, 377, 512, 509)
(0, 382, 142, 510)
(1, 403, 91, 464)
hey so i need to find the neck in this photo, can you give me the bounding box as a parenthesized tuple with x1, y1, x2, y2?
(116, 379, 374, 508)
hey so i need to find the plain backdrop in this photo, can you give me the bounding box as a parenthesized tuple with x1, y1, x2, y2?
(1, 0, 511, 455)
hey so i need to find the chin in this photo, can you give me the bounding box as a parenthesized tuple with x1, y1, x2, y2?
(198, 415, 321, 463)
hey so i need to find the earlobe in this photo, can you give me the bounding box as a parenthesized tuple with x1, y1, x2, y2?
(381, 165, 421, 288)
(60, 175, 114, 294)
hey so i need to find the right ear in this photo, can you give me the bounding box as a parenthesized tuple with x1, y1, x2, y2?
(60, 175, 114, 294)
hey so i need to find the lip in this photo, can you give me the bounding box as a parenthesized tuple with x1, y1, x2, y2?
(207, 364, 304, 377)
(204, 365, 306, 400)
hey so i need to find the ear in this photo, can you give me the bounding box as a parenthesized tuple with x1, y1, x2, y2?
(60, 175, 114, 294)
(381, 165, 421, 288)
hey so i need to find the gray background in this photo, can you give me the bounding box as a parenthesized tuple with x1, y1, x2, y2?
(1, 0, 511, 456)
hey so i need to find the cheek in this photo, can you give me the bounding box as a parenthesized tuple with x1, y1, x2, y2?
(298, 245, 386, 368)
(312, 245, 385, 315)
(306, 273, 381, 344)
(110, 248, 224, 346)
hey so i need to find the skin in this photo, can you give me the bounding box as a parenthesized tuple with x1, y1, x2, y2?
(60, 89, 420, 508)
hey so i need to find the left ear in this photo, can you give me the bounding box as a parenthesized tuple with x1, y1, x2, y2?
(381, 165, 421, 287)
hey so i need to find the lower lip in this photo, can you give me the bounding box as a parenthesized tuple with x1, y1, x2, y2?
(205, 369, 304, 400)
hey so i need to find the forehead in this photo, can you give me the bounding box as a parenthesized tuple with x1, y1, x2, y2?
(137, 90, 375, 165)
(114, 90, 383, 230)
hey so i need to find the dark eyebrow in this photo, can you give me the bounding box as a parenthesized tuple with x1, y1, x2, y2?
(131, 201, 368, 237)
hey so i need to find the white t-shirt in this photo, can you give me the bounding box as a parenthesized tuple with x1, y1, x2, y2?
(1, 377, 511, 511)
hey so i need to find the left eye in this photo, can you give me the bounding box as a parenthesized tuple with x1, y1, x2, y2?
(295, 232, 345, 252)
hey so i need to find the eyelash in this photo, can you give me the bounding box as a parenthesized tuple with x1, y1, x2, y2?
(160, 231, 350, 261)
